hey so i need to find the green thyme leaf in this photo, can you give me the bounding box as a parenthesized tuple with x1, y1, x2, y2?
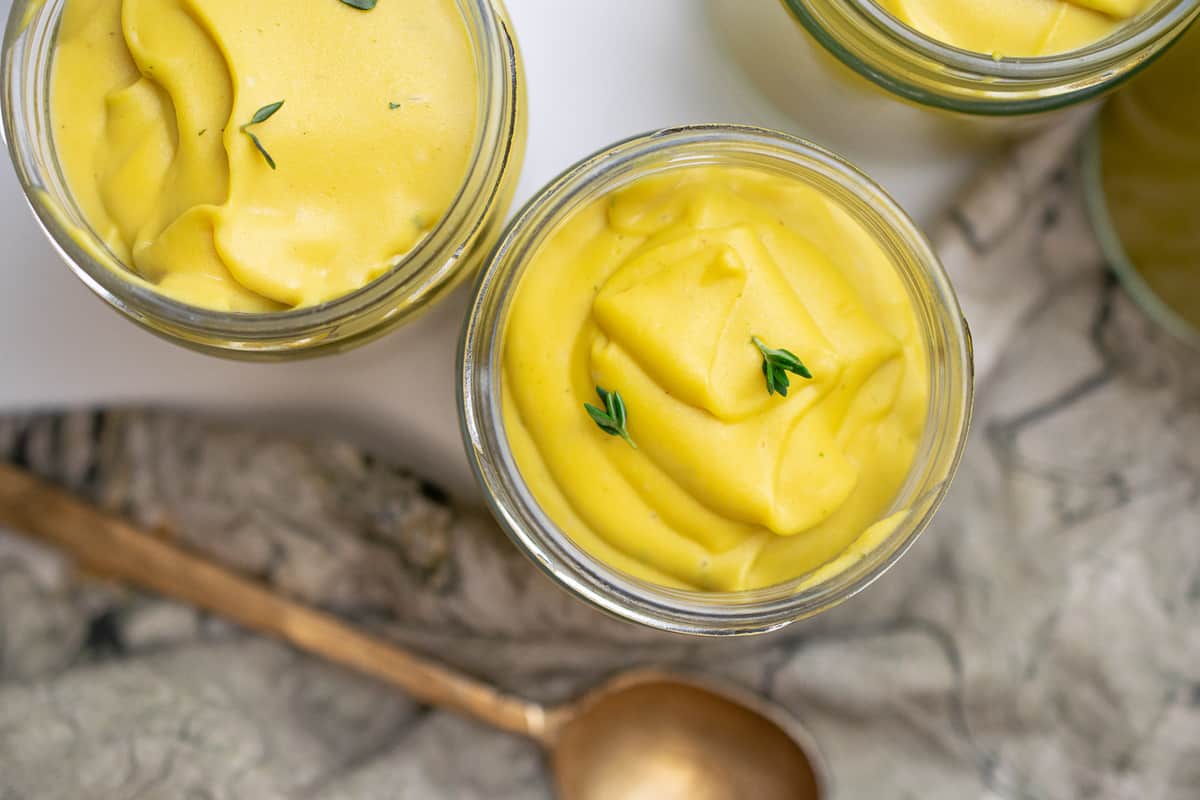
(240, 101, 284, 170)
(584, 386, 636, 448)
(752, 336, 813, 398)
(340, 0, 378, 9)
(389, 102, 402, 110)
(584, 403, 617, 433)
(249, 100, 284, 125)
(604, 387, 626, 430)
(243, 130, 276, 170)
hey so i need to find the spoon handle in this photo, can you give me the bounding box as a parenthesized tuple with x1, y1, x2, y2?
(0, 463, 552, 742)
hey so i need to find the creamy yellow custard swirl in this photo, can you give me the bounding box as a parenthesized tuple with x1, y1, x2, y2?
(503, 167, 930, 591)
(52, 0, 478, 311)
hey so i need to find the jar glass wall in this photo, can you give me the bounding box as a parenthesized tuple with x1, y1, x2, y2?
(2, 0, 526, 359)
(459, 126, 974, 635)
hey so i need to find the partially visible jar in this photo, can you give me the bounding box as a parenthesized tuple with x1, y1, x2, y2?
(710, 0, 1199, 160)
(460, 126, 974, 635)
(1, 0, 526, 359)
(1081, 20, 1200, 347)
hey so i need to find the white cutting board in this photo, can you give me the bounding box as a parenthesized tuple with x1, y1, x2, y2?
(0, 0, 986, 498)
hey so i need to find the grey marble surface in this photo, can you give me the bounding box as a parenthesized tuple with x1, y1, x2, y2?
(1, 119, 1199, 799)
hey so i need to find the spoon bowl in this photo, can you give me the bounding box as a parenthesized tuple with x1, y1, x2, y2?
(552, 671, 825, 800)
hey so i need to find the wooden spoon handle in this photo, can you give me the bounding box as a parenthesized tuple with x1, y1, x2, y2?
(0, 463, 551, 742)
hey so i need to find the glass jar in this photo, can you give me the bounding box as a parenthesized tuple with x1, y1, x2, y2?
(459, 125, 974, 635)
(1082, 134, 1200, 349)
(1080, 21, 1200, 348)
(1, 0, 526, 359)
(709, 0, 1200, 160)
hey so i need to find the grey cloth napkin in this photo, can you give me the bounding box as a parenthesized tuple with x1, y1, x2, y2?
(2, 116, 1199, 799)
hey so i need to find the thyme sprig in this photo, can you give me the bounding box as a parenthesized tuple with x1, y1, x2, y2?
(752, 336, 813, 397)
(584, 386, 636, 449)
(241, 100, 284, 170)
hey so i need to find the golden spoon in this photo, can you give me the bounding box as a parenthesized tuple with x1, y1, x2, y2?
(0, 463, 826, 800)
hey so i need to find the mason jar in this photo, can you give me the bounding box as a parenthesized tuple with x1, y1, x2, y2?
(459, 125, 974, 635)
(710, 0, 1200, 160)
(2, 0, 526, 358)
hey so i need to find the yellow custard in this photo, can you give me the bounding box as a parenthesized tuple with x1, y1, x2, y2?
(502, 166, 930, 591)
(878, 0, 1157, 56)
(1099, 23, 1200, 330)
(52, 0, 478, 311)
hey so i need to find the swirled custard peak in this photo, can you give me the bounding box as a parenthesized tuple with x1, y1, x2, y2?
(503, 167, 930, 591)
(52, 0, 478, 310)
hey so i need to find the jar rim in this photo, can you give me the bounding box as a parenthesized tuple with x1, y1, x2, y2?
(1, 0, 523, 357)
(459, 125, 975, 635)
(782, 0, 1200, 114)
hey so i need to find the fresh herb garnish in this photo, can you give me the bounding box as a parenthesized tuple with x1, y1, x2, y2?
(241, 100, 284, 170)
(248, 101, 284, 125)
(340, 0, 378, 9)
(752, 336, 813, 397)
(584, 386, 636, 448)
(389, 102, 402, 110)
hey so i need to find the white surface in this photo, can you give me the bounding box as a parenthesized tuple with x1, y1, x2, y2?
(0, 0, 988, 499)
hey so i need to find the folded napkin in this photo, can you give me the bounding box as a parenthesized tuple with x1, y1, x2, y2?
(2, 115, 1198, 799)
